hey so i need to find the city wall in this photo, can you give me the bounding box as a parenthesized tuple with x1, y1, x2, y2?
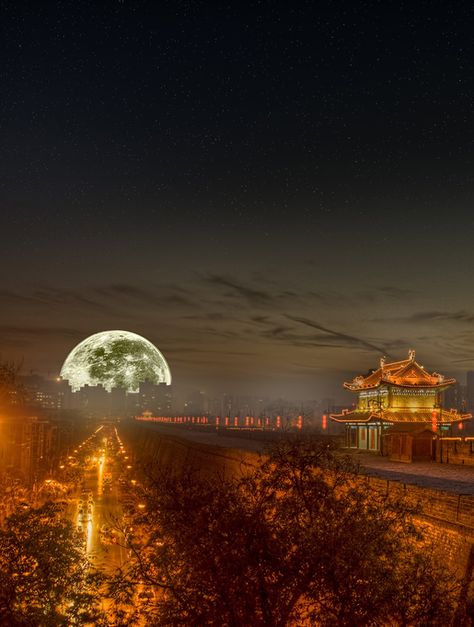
(437, 437, 474, 466)
(124, 424, 474, 599)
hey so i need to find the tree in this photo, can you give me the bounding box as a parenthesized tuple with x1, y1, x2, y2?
(118, 437, 464, 626)
(0, 471, 29, 523)
(0, 501, 104, 626)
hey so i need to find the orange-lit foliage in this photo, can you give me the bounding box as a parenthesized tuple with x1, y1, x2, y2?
(120, 438, 462, 627)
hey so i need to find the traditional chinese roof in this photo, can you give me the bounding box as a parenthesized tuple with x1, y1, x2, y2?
(330, 408, 472, 424)
(330, 410, 377, 423)
(344, 349, 455, 391)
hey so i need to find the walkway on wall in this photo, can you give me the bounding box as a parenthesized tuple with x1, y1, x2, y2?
(349, 451, 474, 495)
(134, 421, 474, 495)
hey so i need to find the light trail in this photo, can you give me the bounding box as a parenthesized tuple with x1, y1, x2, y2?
(86, 519, 93, 553)
(98, 455, 104, 496)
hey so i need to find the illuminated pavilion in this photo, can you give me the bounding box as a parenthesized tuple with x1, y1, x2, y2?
(330, 350, 471, 453)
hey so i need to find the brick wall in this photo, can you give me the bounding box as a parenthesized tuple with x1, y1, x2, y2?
(363, 476, 474, 594)
(437, 438, 474, 466)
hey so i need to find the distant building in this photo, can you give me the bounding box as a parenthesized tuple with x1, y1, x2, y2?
(331, 350, 471, 453)
(0, 416, 56, 485)
(467, 371, 474, 412)
(136, 381, 172, 415)
(18, 374, 72, 410)
(184, 390, 207, 415)
(72, 383, 110, 414)
(443, 381, 465, 412)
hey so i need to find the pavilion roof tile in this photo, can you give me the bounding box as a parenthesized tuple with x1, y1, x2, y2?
(330, 408, 471, 424)
(343, 350, 455, 391)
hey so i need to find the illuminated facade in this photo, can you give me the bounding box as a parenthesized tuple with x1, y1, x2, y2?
(331, 350, 471, 452)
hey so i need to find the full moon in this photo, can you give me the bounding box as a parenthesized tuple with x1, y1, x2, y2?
(60, 330, 172, 392)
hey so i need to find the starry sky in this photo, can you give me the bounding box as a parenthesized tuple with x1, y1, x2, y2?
(2, 1, 474, 400)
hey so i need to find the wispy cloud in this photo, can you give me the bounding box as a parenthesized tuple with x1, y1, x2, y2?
(204, 274, 273, 305)
(374, 286, 416, 299)
(355, 286, 416, 305)
(93, 284, 196, 308)
(372, 310, 474, 324)
(1, 283, 198, 314)
(408, 310, 474, 323)
(0, 325, 82, 339)
(0, 288, 106, 311)
(285, 315, 389, 355)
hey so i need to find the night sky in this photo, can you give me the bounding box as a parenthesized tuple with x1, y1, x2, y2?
(2, 2, 474, 400)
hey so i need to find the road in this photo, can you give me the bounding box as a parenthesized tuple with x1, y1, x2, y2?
(69, 426, 128, 572)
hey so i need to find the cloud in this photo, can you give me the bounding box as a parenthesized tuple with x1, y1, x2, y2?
(450, 357, 474, 365)
(250, 315, 271, 324)
(93, 284, 196, 308)
(95, 284, 153, 299)
(245, 316, 378, 351)
(355, 286, 416, 305)
(408, 310, 474, 323)
(203, 274, 348, 311)
(0, 283, 199, 317)
(0, 325, 82, 340)
(374, 286, 416, 299)
(373, 310, 474, 324)
(204, 274, 273, 305)
(383, 338, 410, 350)
(264, 326, 295, 338)
(168, 347, 257, 357)
(45, 290, 113, 311)
(285, 315, 389, 355)
(0, 290, 39, 305)
(0, 288, 106, 311)
(182, 312, 229, 322)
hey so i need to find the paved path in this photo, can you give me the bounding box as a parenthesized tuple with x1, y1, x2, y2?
(140, 423, 268, 453)
(348, 451, 474, 495)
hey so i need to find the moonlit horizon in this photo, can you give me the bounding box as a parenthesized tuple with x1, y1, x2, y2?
(60, 330, 172, 393)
